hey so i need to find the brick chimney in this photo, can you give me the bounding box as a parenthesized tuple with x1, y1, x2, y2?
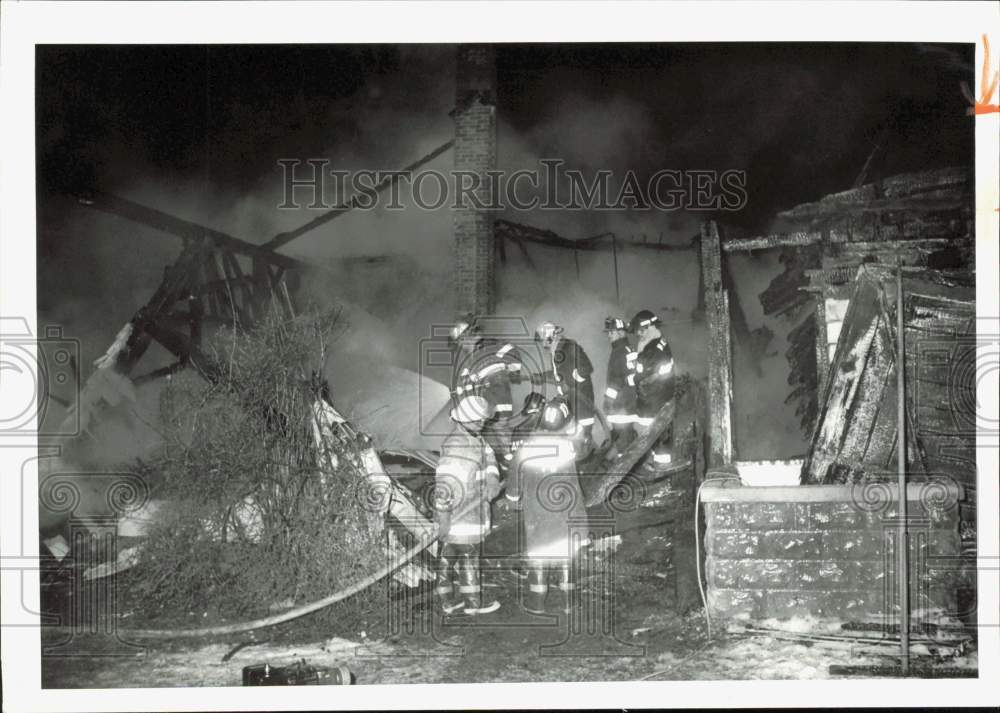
(452, 44, 497, 316)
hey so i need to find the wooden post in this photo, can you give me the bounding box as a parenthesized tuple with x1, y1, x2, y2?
(814, 295, 829, 395)
(895, 261, 910, 675)
(700, 221, 734, 466)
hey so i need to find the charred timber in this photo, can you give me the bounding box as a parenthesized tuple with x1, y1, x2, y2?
(73, 188, 308, 271)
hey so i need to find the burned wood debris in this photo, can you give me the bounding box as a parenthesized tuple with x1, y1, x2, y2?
(802, 266, 976, 487)
(751, 166, 973, 437)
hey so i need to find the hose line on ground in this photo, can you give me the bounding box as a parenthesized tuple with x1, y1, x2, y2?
(694, 474, 742, 639)
(48, 512, 449, 639)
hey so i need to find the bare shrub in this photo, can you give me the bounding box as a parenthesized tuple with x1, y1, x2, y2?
(125, 307, 387, 620)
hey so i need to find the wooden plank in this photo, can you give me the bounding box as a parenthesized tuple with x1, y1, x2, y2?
(721, 231, 824, 252)
(585, 400, 676, 507)
(700, 221, 734, 466)
(74, 188, 306, 270)
(222, 250, 256, 321)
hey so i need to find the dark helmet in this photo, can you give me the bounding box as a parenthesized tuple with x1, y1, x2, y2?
(521, 391, 546, 415)
(541, 398, 572, 432)
(628, 309, 660, 334)
(603, 316, 627, 332)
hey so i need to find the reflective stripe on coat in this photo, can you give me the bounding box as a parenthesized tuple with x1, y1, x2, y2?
(435, 427, 499, 545)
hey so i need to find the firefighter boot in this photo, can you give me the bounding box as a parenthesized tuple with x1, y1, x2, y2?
(552, 560, 576, 614)
(458, 549, 500, 615)
(523, 561, 548, 615)
(650, 422, 675, 471)
(434, 546, 464, 615)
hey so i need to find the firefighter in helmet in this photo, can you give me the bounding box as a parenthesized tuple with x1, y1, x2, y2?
(433, 394, 502, 616)
(602, 316, 637, 462)
(627, 309, 676, 471)
(506, 397, 587, 614)
(450, 313, 525, 459)
(534, 321, 596, 458)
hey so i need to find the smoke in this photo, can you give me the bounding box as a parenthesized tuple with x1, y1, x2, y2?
(37, 43, 970, 473)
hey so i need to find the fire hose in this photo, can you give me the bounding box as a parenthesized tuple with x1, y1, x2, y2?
(47, 506, 461, 640)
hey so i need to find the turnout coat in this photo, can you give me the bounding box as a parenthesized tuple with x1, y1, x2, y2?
(434, 426, 501, 545)
(507, 425, 588, 559)
(453, 337, 523, 417)
(603, 336, 637, 421)
(629, 336, 676, 419)
(548, 337, 596, 426)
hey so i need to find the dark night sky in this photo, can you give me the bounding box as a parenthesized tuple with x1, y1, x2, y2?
(37, 42, 974, 228)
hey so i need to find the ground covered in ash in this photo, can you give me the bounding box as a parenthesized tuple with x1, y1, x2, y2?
(40, 484, 977, 687)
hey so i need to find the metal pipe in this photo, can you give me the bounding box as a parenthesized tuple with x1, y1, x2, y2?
(896, 260, 910, 674)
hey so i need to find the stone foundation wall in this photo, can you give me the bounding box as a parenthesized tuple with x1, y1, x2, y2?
(702, 481, 972, 622)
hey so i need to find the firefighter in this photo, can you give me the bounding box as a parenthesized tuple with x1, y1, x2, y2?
(450, 313, 524, 458)
(433, 395, 502, 616)
(506, 398, 587, 614)
(500, 391, 547, 470)
(534, 321, 596, 457)
(602, 316, 637, 462)
(627, 309, 676, 471)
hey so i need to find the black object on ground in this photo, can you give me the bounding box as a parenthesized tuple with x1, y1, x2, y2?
(242, 660, 354, 685)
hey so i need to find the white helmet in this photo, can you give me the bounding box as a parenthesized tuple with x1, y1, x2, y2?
(534, 321, 563, 347)
(450, 395, 491, 424)
(449, 312, 477, 343)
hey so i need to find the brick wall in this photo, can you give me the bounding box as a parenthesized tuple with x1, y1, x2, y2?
(702, 482, 972, 622)
(453, 44, 496, 316)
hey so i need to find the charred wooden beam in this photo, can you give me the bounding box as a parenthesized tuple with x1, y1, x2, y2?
(112, 238, 215, 374)
(494, 219, 588, 251)
(141, 320, 223, 383)
(700, 221, 734, 466)
(265, 139, 455, 251)
(585, 400, 677, 507)
(776, 167, 969, 223)
(494, 219, 696, 254)
(73, 188, 308, 271)
(722, 231, 825, 252)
